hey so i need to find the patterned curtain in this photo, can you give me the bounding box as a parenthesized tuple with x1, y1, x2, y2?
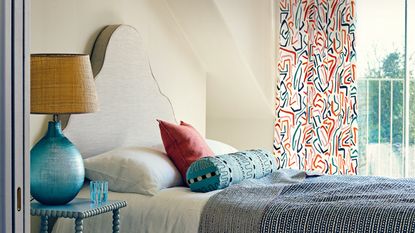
(275, 0, 358, 175)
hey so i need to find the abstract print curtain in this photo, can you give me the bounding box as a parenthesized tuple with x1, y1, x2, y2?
(275, 0, 358, 175)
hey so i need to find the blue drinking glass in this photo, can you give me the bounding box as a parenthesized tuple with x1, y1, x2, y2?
(90, 180, 108, 205)
(102, 181, 108, 203)
(90, 181, 97, 205)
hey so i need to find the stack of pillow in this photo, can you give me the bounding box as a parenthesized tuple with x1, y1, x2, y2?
(83, 120, 277, 195)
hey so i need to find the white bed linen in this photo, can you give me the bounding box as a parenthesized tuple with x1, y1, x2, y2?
(52, 185, 218, 233)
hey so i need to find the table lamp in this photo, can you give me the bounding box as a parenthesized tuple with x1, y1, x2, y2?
(30, 54, 98, 205)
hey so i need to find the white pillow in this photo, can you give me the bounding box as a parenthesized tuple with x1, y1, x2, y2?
(84, 147, 183, 195)
(205, 139, 238, 155)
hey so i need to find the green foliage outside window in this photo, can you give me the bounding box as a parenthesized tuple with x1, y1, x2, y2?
(358, 51, 415, 148)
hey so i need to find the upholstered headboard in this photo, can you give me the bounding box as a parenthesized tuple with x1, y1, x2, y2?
(63, 25, 176, 158)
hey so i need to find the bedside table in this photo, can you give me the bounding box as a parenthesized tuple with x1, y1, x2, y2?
(31, 198, 127, 233)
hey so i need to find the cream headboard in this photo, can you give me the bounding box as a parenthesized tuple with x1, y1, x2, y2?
(63, 25, 176, 158)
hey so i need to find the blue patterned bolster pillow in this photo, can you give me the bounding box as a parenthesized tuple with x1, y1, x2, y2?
(186, 149, 278, 192)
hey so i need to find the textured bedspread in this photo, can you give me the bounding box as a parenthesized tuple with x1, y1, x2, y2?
(199, 169, 415, 233)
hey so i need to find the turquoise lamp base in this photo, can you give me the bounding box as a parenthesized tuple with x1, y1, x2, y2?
(30, 121, 85, 205)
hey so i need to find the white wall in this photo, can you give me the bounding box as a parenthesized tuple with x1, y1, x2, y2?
(214, 0, 275, 107)
(166, 0, 278, 151)
(30, 0, 207, 147)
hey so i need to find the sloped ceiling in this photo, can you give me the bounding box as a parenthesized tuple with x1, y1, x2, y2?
(166, 0, 277, 149)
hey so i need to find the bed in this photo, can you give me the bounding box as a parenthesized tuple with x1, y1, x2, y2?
(53, 24, 217, 233)
(52, 25, 415, 233)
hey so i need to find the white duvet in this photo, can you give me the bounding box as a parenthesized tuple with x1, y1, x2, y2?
(52, 186, 218, 233)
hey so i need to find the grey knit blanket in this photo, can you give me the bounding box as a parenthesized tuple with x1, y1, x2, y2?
(199, 169, 415, 233)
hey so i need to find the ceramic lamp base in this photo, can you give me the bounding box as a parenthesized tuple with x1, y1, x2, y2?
(30, 121, 85, 205)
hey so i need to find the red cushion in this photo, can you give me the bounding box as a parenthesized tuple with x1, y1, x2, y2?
(157, 120, 214, 181)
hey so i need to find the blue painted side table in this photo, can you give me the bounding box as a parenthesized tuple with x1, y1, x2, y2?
(30, 198, 127, 233)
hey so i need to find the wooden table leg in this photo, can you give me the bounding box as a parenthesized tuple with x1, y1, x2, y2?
(112, 209, 120, 233)
(40, 216, 48, 233)
(75, 218, 83, 233)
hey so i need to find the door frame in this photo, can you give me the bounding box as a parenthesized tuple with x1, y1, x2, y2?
(0, 0, 30, 232)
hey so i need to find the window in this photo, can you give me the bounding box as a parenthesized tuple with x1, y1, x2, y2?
(357, 0, 415, 177)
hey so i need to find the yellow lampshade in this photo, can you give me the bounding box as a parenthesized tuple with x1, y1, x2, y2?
(31, 54, 99, 114)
